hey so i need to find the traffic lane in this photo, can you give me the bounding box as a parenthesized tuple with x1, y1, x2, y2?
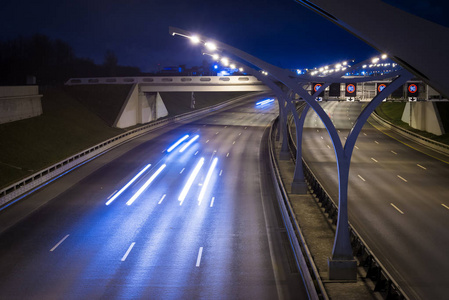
(0, 98, 306, 299)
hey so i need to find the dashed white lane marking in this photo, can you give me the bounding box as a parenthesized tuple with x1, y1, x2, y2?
(206, 140, 209, 143)
(121, 242, 136, 261)
(391, 150, 397, 155)
(180, 168, 185, 174)
(224, 126, 227, 128)
(107, 190, 118, 199)
(363, 133, 367, 136)
(226, 153, 230, 157)
(354, 146, 359, 150)
(391, 203, 404, 215)
(219, 170, 223, 176)
(196, 247, 203, 267)
(215, 132, 219, 135)
(50, 234, 70, 252)
(374, 141, 379, 144)
(158, 194, 166, 204)
(194, 151, 199, 155)
(244, 127, 247, 129)
(371, 157, 378, 163)
(210, 197, 215, 207)
(397, 175, 408, 182)
(358, 175, 366, 182)
(238, 133, 242, 136)
(232, 141, 236, 145)
(442, 204, 449, 210)
(417, 164, 427, 170)
(320, 136, 323, 139)
(327, 145, 331, 149)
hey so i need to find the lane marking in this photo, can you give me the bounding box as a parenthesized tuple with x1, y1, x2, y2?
(126, 164, 166, 206)
(327, 145, 331, 149)
(371, 157, 378, 163)
(363, 132, 367, 136)
(391, 150, 397, 155)
(358, 175, 366, 182)
(397, 175, 408, 182)
(196, 247, 203, 267)
(219, 170, 223, 176)
(210, 197, 215, 207)
(391, 203, 404, 215)
(180, 168, 185, 174)
(354, 146, 359, 150)
(442, 204, 449, 210)
(50, 234, 70, 252)
(417, 164, 426, 170)
(215, 132, 219, 135)
(374, 141, 379, 144)
(194, 151, 199, 155)
(238, 133, 242, 136)
(121, 242, 136, 261)
(226, 153, 230, 157)
(233, 141, 236, 145)
(244, 127, 247, 129)
(224, 126, 228, 128)
(158, 194, 166, 204)
(320, 136, 323, 139)
(206, 140, 209, 143)
(107, 190, 118, 199)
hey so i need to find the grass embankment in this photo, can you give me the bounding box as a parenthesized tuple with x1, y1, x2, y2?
(0, 87, 124, 188)
(375, 102, 449, 145)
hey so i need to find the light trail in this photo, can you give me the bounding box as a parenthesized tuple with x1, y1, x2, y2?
(178, 158, 204, 205)
(198, 158, 218, 205)
(179, 135, 199, 153)
(106, 164, 151, 205)
(126, 164, 166, 206)
(256, 98, 274, 106)
(167, 135, 189, 152)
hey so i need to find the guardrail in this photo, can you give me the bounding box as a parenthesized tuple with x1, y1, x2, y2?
(0, 92, 265, 209)
(65, 75, 265, 86)
(371, 112, 449, 155)
(286, 106, 408, 300)
(268, 118, 327, 300)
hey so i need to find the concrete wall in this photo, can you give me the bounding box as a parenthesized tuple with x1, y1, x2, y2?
(402, 102, 445, 135)
(0, 86, 42, 124)
(115, 84, 168, 128)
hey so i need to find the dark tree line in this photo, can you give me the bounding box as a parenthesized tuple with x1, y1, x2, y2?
(0, 34, 142, 86)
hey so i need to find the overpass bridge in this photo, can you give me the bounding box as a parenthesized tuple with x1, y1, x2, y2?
(65, 75, 270, 128)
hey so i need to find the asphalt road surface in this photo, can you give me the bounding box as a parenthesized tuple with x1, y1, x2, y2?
(0, 96, 308, 299)
(302, 101, 449, 300)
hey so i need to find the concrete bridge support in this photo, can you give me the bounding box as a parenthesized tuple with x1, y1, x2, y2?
(402, 102, 445, 135)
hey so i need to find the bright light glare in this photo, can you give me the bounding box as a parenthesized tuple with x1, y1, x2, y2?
(179, 135, 199, 153)
(126, 164, 166, 206)
(198, 158, 218, 204)
(167, 135, 189, 152)
(205, 42, 217, 51)
(381, 54, 388, 59)
(190, 36, 200, 44)
(256, 98, 274, 106)
(372, 57, 379, 63)
(239, 68, 244, 72)
(221, 57, 229, 66)
(105, 164, 151, 205)
(178, 158, 204, 205)
(212, 54, 219, 60)
(230, 64, 236, 69)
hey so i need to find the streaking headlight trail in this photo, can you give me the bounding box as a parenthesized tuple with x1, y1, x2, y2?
(126, 164, 166, 206)
(179, 135, 199, 153)
(167, 135, 189, 152)
(105, 164, 151, 205)
(178, 157, 204, 205)
(198, 157, 218, 205)
(256, 98, 275, 106)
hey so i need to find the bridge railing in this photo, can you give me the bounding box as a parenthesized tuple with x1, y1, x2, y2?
(286, 105, 409, 300)
(0, 92, 264, 209)
(65, 76, 265, 86)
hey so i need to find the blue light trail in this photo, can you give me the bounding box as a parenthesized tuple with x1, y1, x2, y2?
(126, 164, 166, 206)
(179, 135, 199, 153)
(178, 157, 204, 205)
(105, 164, 152, 205)
(198, 157, 218, 205)
(256, 98, 275, 106)
(167, 135, 189, 152)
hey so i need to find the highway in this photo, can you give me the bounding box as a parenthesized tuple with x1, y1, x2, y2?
(302, 101, 449, 300)
(0, 97, 308, 299)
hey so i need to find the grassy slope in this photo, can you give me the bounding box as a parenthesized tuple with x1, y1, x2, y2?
(375, 102, 449, 144)
(0, 87, 123, 188)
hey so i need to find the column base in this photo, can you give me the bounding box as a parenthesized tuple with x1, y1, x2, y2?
(328, 258, 357, 281)
(279, 150, 290, 160)
(291, 180, 308, 194)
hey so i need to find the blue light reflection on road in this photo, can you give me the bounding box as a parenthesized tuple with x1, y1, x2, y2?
(126, 164, 167, 206)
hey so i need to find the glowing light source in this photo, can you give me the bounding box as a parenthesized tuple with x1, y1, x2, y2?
(205, 42, 217, 51)
(239, 67, 244, 72)
(212, 54, 219, 60)
(167, 135, 189, 152)
(179, 135, 199, 153)
(230, 64, 236, 69)
(105, 164, 151, 205)
(198, 157, 218, 204)
(372, 57, 379, 63)
(178, 158, 204, 205)
(126, 164, 166, 206)
(381, 54, 388, 59)
(190, 36, 200, 44)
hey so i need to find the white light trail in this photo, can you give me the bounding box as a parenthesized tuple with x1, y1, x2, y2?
(179, 135, 199, 153)
(126, 164, 166, 206)
(198, 158, 218, 205)
(106, 164, 151, 205)
(167, 135, 189, 152)
(178, 158, 204, 205)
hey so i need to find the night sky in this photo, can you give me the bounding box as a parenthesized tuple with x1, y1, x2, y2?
(1, 0, 448, 72)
